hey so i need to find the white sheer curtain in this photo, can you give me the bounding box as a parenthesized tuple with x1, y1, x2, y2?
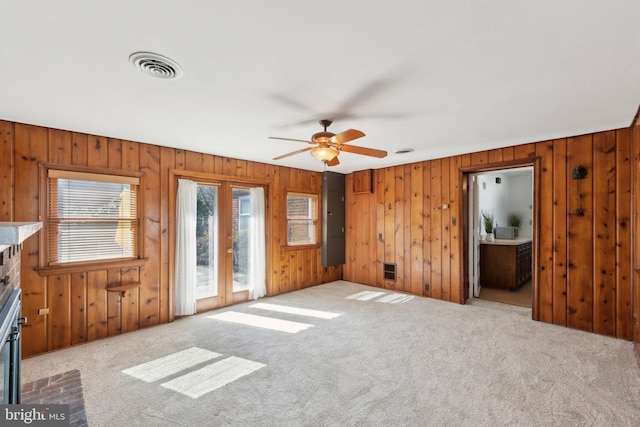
(175, 179, 197, 315)
(249, 187, 266, 299)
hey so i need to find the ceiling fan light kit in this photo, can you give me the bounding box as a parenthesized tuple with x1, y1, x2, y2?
(270, 119, 387, 167)
(311, 145, 339, 162)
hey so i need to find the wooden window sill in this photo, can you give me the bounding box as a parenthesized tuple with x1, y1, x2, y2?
(283, 244, 321, 251)
(35, 258, 148, 276)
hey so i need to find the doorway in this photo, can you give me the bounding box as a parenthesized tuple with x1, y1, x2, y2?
(194, 182, 265, 312)
(466, 166, 534, 309)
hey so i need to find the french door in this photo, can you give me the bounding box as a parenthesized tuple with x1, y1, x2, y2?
(195, 181, 262, 312)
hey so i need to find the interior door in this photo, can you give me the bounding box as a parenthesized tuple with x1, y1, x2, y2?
(469, 175, 482, 298)
(195, 182, 263, 312)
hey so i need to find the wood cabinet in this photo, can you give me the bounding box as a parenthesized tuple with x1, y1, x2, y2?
(480, 240, 532, 290)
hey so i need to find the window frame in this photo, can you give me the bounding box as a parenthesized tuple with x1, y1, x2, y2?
(39, 165, 144, 269)
(285, 191, 320, 248)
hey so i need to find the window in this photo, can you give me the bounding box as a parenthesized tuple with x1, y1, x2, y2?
(286, 192, 318, 245)
(238, 196, 250, 232)
(46, 169, 140, 265)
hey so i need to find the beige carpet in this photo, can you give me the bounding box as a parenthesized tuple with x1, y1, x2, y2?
(22, 281, 640, 426)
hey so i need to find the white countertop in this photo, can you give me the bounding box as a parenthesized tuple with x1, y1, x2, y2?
(481, 237, 532, 246)
(0, 222, 43, 252)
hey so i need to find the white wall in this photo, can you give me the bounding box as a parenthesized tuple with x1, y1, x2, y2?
(507, 174, 533, 237)
(478, 173, 508, 232)
(477, 169, 533, 237)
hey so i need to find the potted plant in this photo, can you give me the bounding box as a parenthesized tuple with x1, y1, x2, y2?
(481, 210, 495, 242)
(508, 213, 522, 237)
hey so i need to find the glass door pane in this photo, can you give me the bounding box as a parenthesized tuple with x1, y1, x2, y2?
(232, 188, 250, 293)
(196, 185, 219, 299)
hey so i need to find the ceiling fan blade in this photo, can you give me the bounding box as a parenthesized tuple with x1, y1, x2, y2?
(272, 147, 313, 160)
(327, 156, 340, 167)
(268, 136, 313, 144)
(339, 144, 387, 158)
(337, 79, 393, 113)
(330, 129, 365, 145)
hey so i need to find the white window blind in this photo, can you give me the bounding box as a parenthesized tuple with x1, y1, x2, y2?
(47, 170, 140, 264)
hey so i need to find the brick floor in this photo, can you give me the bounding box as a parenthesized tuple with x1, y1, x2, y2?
(22, 369, 88, 427)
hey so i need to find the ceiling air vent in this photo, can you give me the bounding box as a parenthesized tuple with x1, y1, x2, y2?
(129, 52, 183, 79)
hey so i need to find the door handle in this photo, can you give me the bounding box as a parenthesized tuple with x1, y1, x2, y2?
(227, 248, 233, 254)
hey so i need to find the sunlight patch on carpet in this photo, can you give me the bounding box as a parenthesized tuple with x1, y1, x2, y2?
(345, 291, 386, 301)
(122, 347, 221, 382)
(209, 311, 313, 333)
(161, 356, 265, 398)
(250, 302, 341, 319)
(376, 294, 414, 304)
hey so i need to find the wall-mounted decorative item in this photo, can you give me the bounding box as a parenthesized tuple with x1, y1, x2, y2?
(571, 165, 587, 216)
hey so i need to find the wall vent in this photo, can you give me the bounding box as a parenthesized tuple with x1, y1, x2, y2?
(383, 263, 396, 281)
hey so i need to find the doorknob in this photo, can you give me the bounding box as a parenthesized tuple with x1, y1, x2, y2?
(227, 248, 233, 254)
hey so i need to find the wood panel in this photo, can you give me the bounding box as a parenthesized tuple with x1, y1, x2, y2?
(120, 267, 140, 333)
(47, 274, 71, 351)
(384, 168, 395, 288)
(409, 163, 423, 295)
(566, 134, 594, 332)
(48, 129, 72, 165)
(430, 160, 442, 299)
(536, 141, 554, 322)
(88, 136, 109, 168)
(422, 161, 431, 298)
(14, 124, 48, 356)
(108, 139, 122, 169)
(440, 158, 451, 301)
(0, 119, 339, 356)
(2, 116, 638, 354)
(592, 131, 616, 335)
(70, 272, 87, 346)
(394, 166, 405, 291)
(402, 165, 411, 293)
(140, 144, 160, 327)
(633, 126, 640, 347)
(375, 169, 385, 288)
(449, 156, 461, 303)
(552, 139, 568, 326)
(106, 268, 122, 336)
(0, 121, 14, 221)
(86, 270, 108, 341)
(352, 169, 373, 194)
(344, 127, 638, 342)
(72, 132, 88, 166)
(615, 129, 632, 339)
(159, 147, 175, 323)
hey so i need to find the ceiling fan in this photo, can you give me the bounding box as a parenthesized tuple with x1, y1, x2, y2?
(270, 119, 387, 166)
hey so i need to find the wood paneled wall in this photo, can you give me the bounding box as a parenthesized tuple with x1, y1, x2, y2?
(1, 118, 638, 354)
(345, 128, 638, 342)
(0, 120, 340, 357)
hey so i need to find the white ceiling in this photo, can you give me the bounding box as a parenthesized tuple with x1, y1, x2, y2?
(1, 1, 639, 173)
